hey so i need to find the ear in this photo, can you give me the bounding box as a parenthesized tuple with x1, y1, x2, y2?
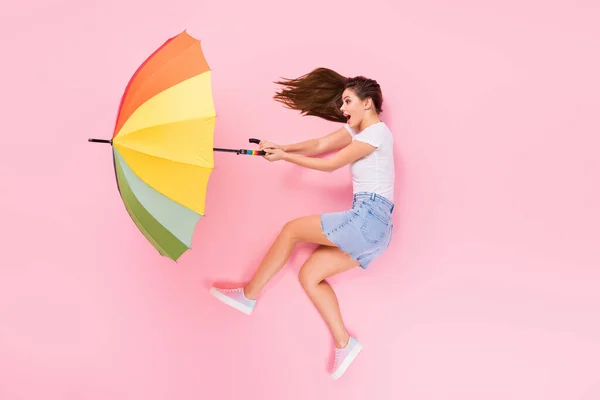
(364, 97, 373, 110)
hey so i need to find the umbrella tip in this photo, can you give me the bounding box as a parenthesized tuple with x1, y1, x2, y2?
(88, 138, 112, 144)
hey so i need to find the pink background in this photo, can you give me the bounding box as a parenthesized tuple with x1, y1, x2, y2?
(1, 0, 599, 399)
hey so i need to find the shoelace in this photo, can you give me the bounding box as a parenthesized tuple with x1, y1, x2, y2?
(333, 348, 341, 368)
(221, 288, 242, 292)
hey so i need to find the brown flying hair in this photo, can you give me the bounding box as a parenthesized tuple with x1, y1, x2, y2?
(273, 67, 383, 123)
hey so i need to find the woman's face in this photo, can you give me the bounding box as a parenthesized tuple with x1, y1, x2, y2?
(340, 88, 365, 129)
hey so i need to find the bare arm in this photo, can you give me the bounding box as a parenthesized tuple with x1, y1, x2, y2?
(280, 138, 320, 155)
(269, 140, 377, 172)
(264, 126, 352, 156)
(313, 126, 353, 155)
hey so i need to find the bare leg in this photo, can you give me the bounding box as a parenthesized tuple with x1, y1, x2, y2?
(298, 246, 359, 348)
(243, 215, 337, 300)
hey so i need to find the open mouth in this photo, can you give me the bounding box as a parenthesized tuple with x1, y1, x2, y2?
(344, 113, 351, 122)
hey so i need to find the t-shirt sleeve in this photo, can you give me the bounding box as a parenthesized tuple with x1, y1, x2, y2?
(343, 123, 356, 138)
(354, 125, 386, 148)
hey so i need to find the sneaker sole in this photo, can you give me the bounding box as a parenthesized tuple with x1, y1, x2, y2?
(209, 287, 254, 315)
(331, 342, 363, 380)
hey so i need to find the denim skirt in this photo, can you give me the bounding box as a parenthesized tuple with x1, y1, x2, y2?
(320, 192, 394, 269)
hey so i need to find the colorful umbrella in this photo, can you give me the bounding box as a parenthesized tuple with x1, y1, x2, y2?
(88, 30, 264, 261)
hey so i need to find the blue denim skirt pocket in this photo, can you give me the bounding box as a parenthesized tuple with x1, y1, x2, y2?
(360, 209, 390, 244)
(320, 192, 394, 269)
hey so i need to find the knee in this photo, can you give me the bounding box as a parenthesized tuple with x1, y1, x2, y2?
(298, 267, 320, 291)
(280, 219, 299, 242)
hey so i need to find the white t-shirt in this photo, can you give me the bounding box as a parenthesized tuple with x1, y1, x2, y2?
(344, 121, 395, 202)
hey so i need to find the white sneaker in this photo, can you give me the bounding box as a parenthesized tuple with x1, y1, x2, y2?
(209, 287, 256, 315)
(331, 337, 363, 380)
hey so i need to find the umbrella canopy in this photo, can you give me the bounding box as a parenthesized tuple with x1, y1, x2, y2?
(89, 31, 258, 261)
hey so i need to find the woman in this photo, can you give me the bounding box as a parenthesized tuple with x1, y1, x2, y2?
(209, 67, 395, 380)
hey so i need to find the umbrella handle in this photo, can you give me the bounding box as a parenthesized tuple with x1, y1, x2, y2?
(247, 138, 266, 156)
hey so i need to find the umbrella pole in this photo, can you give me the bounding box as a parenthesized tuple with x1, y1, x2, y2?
(87, 138, 266, 155)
